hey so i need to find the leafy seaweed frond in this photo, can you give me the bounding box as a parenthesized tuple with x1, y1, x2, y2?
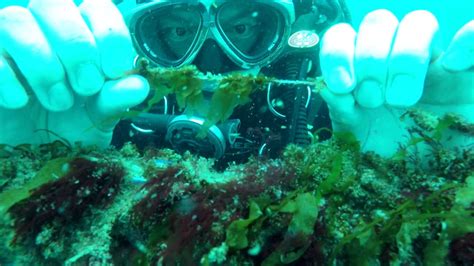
(225, 200, 263, 249)
(330, 177, 474, 265)
(113, 58, 327, 135)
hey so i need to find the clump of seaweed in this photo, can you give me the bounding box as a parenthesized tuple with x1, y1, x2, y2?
(7, 157, 125, 246)
(1, 94, 473, 265)
(324, 110, 474, 265)
(123, 130, 368, 265)
(0, 141, 100, 215)
(404, 109, 474, 136)
(130, 157, 300, 264)
(1, 137, 472, 265)
(122, 58, 327, 134)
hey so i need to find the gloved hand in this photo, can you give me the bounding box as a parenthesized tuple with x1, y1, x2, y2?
(0, 0, 149, 148)
(319, 9, 473, 156)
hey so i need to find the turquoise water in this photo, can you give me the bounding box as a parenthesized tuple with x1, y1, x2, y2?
(346, 0, 474, 48)
(3, 0, 472, 47)
(2, 0, 472, 46)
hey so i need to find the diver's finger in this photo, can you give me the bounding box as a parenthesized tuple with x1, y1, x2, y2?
(0, 6, 73, 111)
(386, 10, 439, 107)
(442, 20, 474, 72)
(320, 89, 359, 127)
(354, 10, 399, 108)
(28, 0, 104, 96)
(0, 54, 28, 108)
(88, 75, 149, 131)
(320, 23, 356, 94)
(79, 0, 135, 79)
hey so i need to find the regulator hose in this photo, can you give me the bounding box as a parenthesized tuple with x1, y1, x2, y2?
(280, 56, 312, 146)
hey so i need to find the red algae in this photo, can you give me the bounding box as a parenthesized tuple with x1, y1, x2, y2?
(8, 157, 124, 245)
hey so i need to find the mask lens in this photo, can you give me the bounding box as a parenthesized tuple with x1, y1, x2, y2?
(217, 2, 285, 62)
(135, 5, 201, 66)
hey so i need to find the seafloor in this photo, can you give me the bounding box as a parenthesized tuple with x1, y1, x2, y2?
(0, 110, 473, 266)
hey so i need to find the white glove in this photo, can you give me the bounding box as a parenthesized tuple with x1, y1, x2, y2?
(0, 0, 149, 148)
(319, 9, 473, 156)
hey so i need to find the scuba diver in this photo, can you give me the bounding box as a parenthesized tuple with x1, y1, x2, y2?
(0, 0, 472, 161)
(111, 0, 351, 164)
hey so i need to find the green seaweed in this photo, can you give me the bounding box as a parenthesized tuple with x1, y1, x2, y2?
(423, 175, 474, 265)
(280, 192, 320, 236)
(136, 60, 205, 114)
(345, 225, 380, 266)
(123, 58, 324, 137)
(333, 131, 360, 153)
(318, 153, 344, 195)
(198, 73, 268, 137)
(261, 192, 320, 265)
(432, 114, 457, 141)
(0, 157, 72, 214)
(394, 109, 474, 161)
(225, 200, 263, 249)
(330, 179, 474, 265)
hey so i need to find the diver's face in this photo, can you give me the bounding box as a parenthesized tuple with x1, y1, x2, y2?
(156, 4, 263, 73)
(131, 1, 287, 73)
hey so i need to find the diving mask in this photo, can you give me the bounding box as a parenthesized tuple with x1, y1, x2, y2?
(126, 0, 295, 69)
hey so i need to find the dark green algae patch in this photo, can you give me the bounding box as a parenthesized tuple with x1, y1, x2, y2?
(0, 114, 473, 265)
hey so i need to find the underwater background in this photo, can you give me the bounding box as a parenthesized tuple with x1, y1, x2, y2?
(346, 0, 473, 47)
(0, 0, 473, 265)
(1, 0, 473, 44)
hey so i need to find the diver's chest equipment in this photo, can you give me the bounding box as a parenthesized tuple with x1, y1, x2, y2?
(118, 0, 351, 161)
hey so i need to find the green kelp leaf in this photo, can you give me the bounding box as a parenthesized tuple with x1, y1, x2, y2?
(424, 176, 474, 265)
(262, 193, 320, 265)
(392, 149, 408, 161)
(225, 200, 263, 249)
(279, 242, 311, 264)
(143, 84, 173, 113)
(136, 59, 204, 113)
(205, 88, 242, 124)
(182, 91, 207, 116)
(346, 226, 381, 266)
(424, 239, 449, 266)
(407, 136, 426, 146)
(166, 66, 204, 112)
(280, 192, 320, 236)
(133, 59, 278, 139)
(432, 114, 456, 141)
(174, 81, 204, 113)
(331, 200, 414, 263)
(393, 211, 428, 264)
(333, 131, 360, 152)
(446, 175, 474, 238)
(261, 252, 283, 266)
(318, 153, 343, 195)
(267, 190, 301, 213)
(312, 76, 328, 93)
(423, 208, 474, 265)
(0, 157, 72, 214)
(454, 175, 474, 208)
(199, 73, 257, 138)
